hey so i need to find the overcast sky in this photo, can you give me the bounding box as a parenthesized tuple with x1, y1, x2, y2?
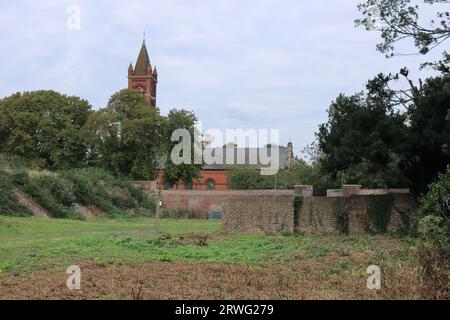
(0, 1, 444, 156)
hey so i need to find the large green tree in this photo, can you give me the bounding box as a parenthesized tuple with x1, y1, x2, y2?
(317, 68, 450, 195)
(317, 78, 408, 188)
(0, 90, 92, 169)
(162, 109, 202, 189)
(84, 89, 162, 180)
(399, 68, 450, 193)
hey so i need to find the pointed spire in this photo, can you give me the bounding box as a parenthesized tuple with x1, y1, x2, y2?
(153, 66, 158, 77)
(134, 41, 151, 76)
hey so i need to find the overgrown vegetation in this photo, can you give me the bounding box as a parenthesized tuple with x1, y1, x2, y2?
(0, 170, 32, 217)
(161, 207, 203, 219)
(416, 169, 450, 299)
(293, 196, 304, 232)
(0, 156, 155, 219)
(365, 194, 394, 234)
(333, 198, 349, 235)
(226, 161, 337, 195)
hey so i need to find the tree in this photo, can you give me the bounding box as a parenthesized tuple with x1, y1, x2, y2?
(226, 166, 267, 190)
(162, 109, 202, 189)
(399, 70, 450, 194)
(317, 67, 449, 195)
(0, 90, 92, 169)
(317, 84, 408, 188)
(356, 0, 450, 57)
(84, 89, 162, 180)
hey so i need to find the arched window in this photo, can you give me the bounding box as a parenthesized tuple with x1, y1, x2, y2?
(205, 179, 215, 191)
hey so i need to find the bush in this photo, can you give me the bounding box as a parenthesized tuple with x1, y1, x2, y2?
(417, 216, 449, 299)
(416, 169, 450, 299)
(21, 174, 75, 219)
(418, 168, 450, 234)
(1, 164, 155, 219)
(0, 171, 33, 217)
(161, 208, 202, 219)
(60, 168, 155, 216)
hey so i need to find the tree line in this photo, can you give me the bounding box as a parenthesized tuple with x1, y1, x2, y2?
(0, 89, 199, 183)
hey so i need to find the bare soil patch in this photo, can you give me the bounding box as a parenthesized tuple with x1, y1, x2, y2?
(0, 259, 419, 300)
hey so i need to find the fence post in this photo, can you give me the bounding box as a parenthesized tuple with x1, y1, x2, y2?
(155, 190, 161, 234)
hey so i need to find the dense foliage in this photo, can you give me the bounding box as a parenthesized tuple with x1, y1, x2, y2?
(1, 158, 155, 219)
(0, 90, 92, 169)
(317, 69, 450, 195)
(419, 168, 450, 234)
(226, 160, 337, 195)
(162, 109, 202, 189)
(0, 170, 32, 217)
(84, 89, 162, 180)
(416, 168, 450, 299)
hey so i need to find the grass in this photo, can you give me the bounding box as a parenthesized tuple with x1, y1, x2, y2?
(0, 216, 424, 299)
(0, 216, 415, 276)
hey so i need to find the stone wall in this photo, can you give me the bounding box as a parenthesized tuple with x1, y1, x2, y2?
(222, 195, 294, 234)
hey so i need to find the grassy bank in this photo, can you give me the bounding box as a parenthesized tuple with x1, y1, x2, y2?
(0, 162, 155, 219)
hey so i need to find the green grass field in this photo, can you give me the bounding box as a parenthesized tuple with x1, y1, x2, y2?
(0, 216, 420, 299)
(0, 216, 414, 274)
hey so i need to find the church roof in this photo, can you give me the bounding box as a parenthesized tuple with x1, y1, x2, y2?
(157, 146, 294, 170)
(134, 42, 151, 76)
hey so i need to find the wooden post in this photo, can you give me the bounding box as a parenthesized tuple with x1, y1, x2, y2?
(155, 190, 161, 234)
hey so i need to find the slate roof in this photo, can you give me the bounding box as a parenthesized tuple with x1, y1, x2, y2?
(158, 146, 293, 170)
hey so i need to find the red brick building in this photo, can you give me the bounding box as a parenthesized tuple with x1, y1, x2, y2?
(128, 40, 158, 106)
(156, 146, 295, 191)
(127, 41, 295, 190)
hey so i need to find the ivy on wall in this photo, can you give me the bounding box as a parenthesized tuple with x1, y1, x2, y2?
(333, 198, 349, 235)
(365, 194, 394, 234)
(293, 196, 304, 232)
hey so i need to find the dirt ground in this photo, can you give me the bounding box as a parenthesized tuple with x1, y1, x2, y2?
(0, 260, 419, 300)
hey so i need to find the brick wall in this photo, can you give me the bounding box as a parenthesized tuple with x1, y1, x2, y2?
(297, 197, 338, 235)
(223, 193, 416, 235)
(346, 194, 417, 234)
(223, 195, 294, 234)
(161, 190, 294, 219)
(134, 182, 417, 235)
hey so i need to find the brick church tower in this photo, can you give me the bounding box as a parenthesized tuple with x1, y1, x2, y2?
(128, 40, 158, 106)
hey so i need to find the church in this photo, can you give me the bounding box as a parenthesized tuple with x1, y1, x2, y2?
(127, 40, 158, 106)
(127, 41, 295, 190)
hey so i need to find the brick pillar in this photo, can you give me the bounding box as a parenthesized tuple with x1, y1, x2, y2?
(343, 185, 362, 197)
(294, 185, 313, 197)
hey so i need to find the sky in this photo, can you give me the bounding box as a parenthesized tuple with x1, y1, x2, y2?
(0, 0, 444, 157)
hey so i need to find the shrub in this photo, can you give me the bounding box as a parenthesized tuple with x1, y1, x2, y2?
(0, 156, 155, 218)
(60, 168, 155, 216)
(0, 171, 32, 216)
(21, 175, 75, 219)
(416, 169, 450, 299)
(161, 207, 202, 219)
